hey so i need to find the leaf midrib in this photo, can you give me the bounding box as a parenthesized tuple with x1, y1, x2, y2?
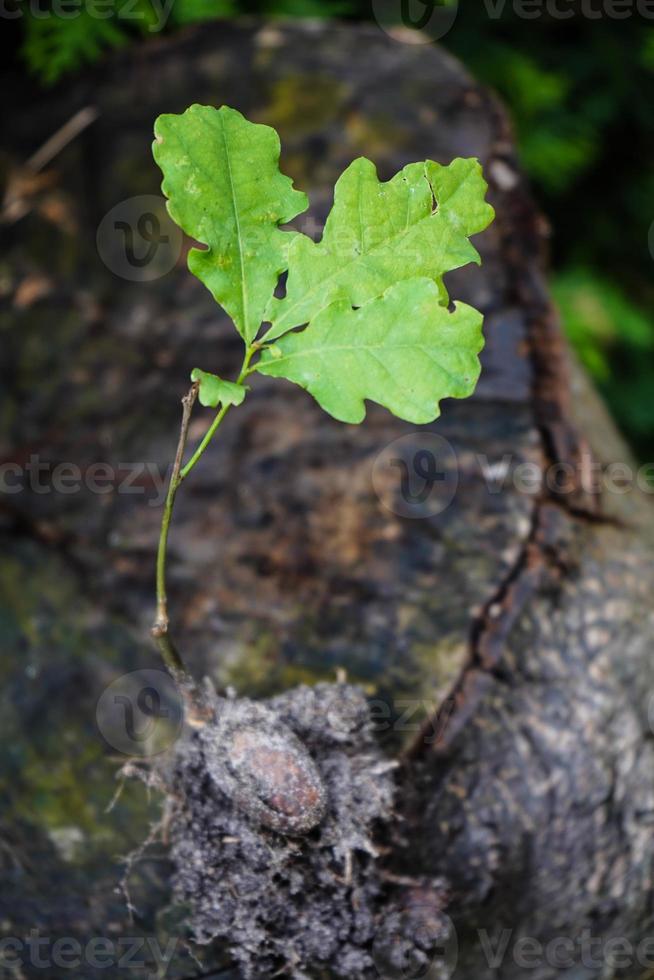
(217, 112, 248, 338)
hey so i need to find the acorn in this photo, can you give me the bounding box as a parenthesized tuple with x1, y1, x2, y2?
(201, 697, 328, 836)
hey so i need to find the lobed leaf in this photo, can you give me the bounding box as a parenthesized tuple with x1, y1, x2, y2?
(153, 105, 495, 429)
(264, 156, 494, 341)
(191, 369, 248, 408)
(257, 278, 484, 424)
(153, 105, 308, 343)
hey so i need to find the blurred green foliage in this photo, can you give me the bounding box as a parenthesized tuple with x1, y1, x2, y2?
(553, 270, 654, 449)
(22, 0, 235, 83)
(442, 4, 654, 458)
(16, 0, 654, 457)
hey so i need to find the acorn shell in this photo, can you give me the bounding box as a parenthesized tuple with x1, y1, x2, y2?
(227, 726, 327, 834)
(205, 701, 328, 836)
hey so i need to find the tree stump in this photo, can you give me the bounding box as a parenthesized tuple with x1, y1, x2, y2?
(2, 18, 653, 980)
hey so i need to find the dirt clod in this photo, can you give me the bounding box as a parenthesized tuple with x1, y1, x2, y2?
(165, 681, 400, 977)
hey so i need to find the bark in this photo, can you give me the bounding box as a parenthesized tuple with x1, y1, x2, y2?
(1, 18, 653, 980)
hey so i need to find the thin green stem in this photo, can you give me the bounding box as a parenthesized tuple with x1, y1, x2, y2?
(151, 345, 257, 654)
(152, 381, 199, 642)
(180, 345, 256, 481)
(179, 400, 232, 481)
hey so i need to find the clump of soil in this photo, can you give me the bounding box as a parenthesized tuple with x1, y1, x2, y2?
(131, 679, 451, 978)
(168, 681, 397, 977)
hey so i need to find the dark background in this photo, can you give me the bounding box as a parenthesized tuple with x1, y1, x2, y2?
(6, 0, 654, 457)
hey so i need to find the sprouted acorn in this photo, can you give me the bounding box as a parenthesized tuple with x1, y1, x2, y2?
(201, 697, 327, 835)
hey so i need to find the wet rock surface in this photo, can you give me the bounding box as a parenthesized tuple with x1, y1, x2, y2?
(1, 17, 653, 980)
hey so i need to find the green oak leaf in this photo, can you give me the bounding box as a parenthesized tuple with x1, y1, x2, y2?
(191, 368, 247, 408)
(257, 278, 484, 424)
(264, 156, 494, 341)
(153, 104, 308, 343)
